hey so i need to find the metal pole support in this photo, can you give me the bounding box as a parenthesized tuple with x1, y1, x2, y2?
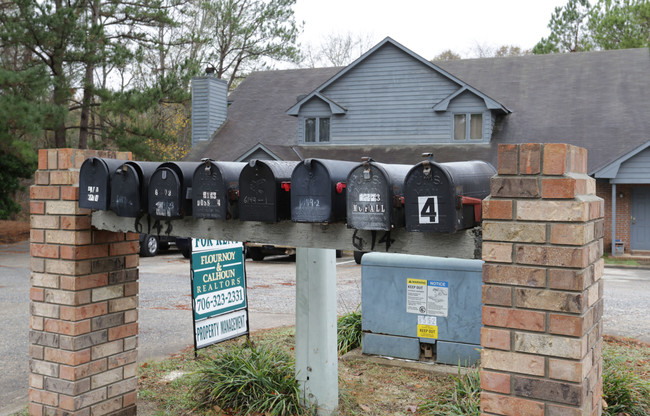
(295, 247, 338, 415)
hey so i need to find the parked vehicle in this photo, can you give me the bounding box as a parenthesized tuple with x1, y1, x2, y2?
(354, 251, 367, 264)
(139, 234, 191, 258)
(246, 243, 342, 261)
(246, 243, 295, 261)
(174, 237, 191, 258)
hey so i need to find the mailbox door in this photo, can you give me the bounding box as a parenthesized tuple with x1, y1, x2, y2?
(110, 161, 159, 218)
(192, 161, 228, 219)
(239, 162, 279, 222)
(347, 162, 411, 231)
(291, 159, 356, 223)
(291, 160, 331, 222)
(404, 163, 457, 232)
(79, 158, 123, 210)
(239, 160, 297, 222)
(192, 161, 245, 220)
(149, 162, 201, 219)
(110, 164, 143, 217)
(346, 164, 393, 231)
(148, 166, 183, 219)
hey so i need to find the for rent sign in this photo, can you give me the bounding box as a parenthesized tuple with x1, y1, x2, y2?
(191, 239, 248, 349)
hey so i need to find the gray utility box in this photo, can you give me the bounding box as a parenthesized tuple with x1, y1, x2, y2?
(361, 253, 482, 366)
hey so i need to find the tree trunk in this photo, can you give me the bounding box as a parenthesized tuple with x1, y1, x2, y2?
(78, 61, 93, 149)
(52, 59, 68, 148)
(52, 0, 68, 148)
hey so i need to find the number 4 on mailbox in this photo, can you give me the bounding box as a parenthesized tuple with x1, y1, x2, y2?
(418, 196, 438, 224)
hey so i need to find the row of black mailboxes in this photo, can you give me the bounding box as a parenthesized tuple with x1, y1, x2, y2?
(79, 156, 496, 233)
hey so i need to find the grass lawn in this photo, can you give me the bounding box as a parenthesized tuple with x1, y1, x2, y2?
(133, 328, 650, 416)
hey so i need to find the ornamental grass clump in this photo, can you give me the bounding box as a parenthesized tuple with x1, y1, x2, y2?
(190, 342, 310, 415)
(418, 366, 481, 416)
(337, 309, 362, 355)
(602, 347, 650, 416)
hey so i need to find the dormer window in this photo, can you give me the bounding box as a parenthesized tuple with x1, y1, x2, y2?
(305, 117, 330, 143)
(454, 113, 483, 141)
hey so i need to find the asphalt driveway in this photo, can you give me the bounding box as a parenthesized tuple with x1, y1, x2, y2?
(1, 240, 649, 415)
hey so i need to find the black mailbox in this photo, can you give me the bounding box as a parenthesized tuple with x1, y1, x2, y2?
(110, 161, 161, 217)
(291, 159, 357, 223)
(148, 162, 201, 219)
(346, 158, 412, 231)
(404, 155, 496, 233)
(192, 159, 246, 220)
(238, 160, 299, 223)
(79, 157, 125, 210)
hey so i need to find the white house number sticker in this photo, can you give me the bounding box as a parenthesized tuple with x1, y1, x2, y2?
(418, 196, 439, 224)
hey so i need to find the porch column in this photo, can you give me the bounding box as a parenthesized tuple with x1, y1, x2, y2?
(481, 143, 605, 416)
(611, 183, 617, 255)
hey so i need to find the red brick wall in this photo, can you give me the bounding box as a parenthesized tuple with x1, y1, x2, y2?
(596, 181, 631, 253)
(481, 143, 604, 416)
(30, 149, 139, 416)
(597, 182, 650, 253)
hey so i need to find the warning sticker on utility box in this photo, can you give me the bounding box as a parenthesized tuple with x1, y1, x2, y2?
(417, 324, 439, 339)
(406, 279, 449, 317)
(406, 279, 427, 314)
(427, 280, 449, 317)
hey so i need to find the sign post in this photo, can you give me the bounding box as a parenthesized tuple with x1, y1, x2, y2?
(190, 239, 249, 350)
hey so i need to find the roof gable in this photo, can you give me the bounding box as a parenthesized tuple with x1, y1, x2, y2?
(594, 140, 650, 180)
(286, 37, 507, 116)
(433, 86, 509, 113)
(287, 92, 347, 115)
(236, 143, 283, 162)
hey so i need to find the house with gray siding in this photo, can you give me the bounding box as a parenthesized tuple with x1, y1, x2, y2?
(187, 37, 650, 255)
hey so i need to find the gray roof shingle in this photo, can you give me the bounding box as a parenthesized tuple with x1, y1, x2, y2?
(189, 48, 650, 174)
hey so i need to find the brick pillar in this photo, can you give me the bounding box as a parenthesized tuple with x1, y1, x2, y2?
(29, 149, 139, 416)
(480, 143, 605, 416)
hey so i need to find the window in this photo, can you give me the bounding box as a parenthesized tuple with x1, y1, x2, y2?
(305, 118, 316, 142)
(469, 114, 482, 140)
(454, 115, 466, 141)
(304, 117, 330, 143)
(453, 113, 483, 141)
(319, 118, 330, 142)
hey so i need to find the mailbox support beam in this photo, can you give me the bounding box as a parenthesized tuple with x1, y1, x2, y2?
(91, 212, 483, 259)
(295, 248, 338, 415)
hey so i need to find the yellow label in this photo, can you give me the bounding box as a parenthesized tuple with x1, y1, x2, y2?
(407, 278, 427, 285)
(417, 324, 438, 339)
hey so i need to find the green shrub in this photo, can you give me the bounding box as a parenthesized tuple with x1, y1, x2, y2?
(190, 342, 310, 415)
(337, 309, 362, 355)
(418, 367, 481, 416)
(602, 348, 650, 416)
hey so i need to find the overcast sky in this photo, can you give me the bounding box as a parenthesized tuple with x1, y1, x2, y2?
(294, 0, 568, 60)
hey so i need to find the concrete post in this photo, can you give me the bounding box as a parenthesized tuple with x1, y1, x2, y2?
(29, 149, 139, 416)
(295, 247, 338, 415)
(481, 143, 605, 416)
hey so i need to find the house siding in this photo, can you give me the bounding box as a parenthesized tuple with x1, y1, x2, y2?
(317, 43, 468, 144)
(612, 147, 650, 184)
(297, 98, 332, 141)
(447, 91, 492, 142)
(192, 76, 228, 146)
